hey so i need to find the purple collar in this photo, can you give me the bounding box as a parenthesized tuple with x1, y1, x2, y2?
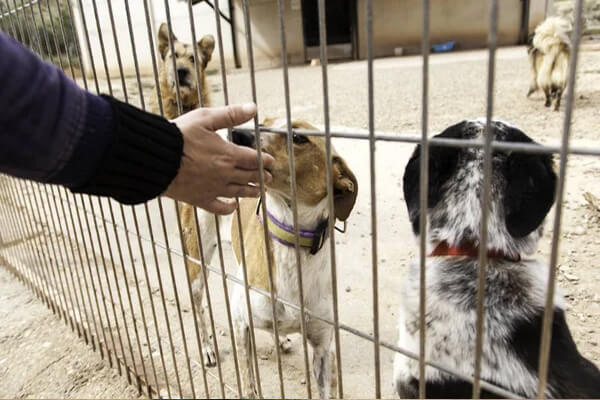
(256, 199, 329, 255)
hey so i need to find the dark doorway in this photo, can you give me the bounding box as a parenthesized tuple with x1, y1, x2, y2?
(302, 0, 356, 60)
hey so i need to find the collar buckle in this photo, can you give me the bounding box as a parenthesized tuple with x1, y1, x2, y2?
(310, 219, 329, 255)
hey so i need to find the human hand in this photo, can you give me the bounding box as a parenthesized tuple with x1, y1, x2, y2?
(164, 103, 274, 215)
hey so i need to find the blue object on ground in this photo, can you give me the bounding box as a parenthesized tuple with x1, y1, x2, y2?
(432, 41, 456, 52)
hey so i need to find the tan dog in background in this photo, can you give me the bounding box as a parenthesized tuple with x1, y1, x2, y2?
(157, 22, 214, 117)
(527, 16, 572, 111)
(157, 22, 218, 366)
(228, 119, 358, 398)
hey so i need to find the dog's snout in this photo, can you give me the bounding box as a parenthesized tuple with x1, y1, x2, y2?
(231, 129, 256, 149)
(177, 67, 189, 84)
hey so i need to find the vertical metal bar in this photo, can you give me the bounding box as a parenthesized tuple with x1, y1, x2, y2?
(3, 179, 53, 312)
(83, 0, 140, 383)
(89, 0, 112, 92)
(35, 1, 52, 63)
(275, 0, 313, 397)
(58, 187, 102, 353)
(537, 0, 584, 396)
(123, 1, 173, 393)
(81, 194, 124, 375)
(21, 0, 42, 54)
(90, 196, 138, 386)
(103, 200, 146, 393)
(11, 180, 63, 319)
(131, 206, 172, 395)
(41, 184, 87, 341)
(211, 1, 258, 396)
(418, 0, 431, 398)
(213, 214, 245, 396)
(0, 2, 17, 39)
(72, 193, 114, 364)
(76, 0, 99, 93)
(105, 0, 128, 101)
(317, 0, 345, 394)
(104, 2, 152, 392)
(172, 207, 210, 399)
(31, 182, 79, 332)
(228, 0, 240, 68)
(185, 3, 216, 397)
(365, 0, 381, 397)
(162, 3, 201, 396)
(472, 0, 498, 397)
(192, 209, 227, 398)
(139, 3, 185, 396)
(155, 198, 195, 398)
(0, 179, 42, 299)
(9, 0, 26, 44)
(44, 3, 64, 69)
(52, 0, 76, 79)
(241, 0, 286, 396)
(48, 186, 94, 346)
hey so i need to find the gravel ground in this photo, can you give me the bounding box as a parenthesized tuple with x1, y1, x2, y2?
(1, 44, 600, 399)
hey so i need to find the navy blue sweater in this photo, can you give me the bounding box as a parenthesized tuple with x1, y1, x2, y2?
(0, 31, 182, 204)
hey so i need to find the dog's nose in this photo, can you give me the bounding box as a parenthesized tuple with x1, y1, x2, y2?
(177, 67, 189, 84)
(231, 129, 256, 149)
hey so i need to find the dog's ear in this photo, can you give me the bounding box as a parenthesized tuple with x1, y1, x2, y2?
(198, 34, 215, 68)
(403, 145, 459, 234)
(332, 156, 358, 221)
(157, 23, 176, 59)
(503, 152, 556, 238)
(403, 123, 464, 235)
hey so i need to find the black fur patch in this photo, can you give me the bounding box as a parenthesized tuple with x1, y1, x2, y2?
(510, 308, 600, 398)
(403, 120, 466, 234)
(396, 376, 509, 398)
(500, 125, 556, 238)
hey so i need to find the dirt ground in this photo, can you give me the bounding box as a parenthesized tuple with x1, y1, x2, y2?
(1, 43, 600, 399)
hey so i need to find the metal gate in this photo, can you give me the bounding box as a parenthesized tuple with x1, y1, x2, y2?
(0, 0, 594, 398)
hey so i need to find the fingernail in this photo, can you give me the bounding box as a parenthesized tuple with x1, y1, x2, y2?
(265, 172, 273, 183)
(242, 102, 257, 115)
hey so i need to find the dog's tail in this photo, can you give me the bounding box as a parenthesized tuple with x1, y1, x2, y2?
(551, 44, 569, 91)
(533, 17, 571, 94)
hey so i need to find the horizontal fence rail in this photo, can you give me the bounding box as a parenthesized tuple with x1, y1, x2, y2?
(0, 0, 597, 399)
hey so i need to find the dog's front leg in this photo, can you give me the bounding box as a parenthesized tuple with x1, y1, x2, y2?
(308, 325, 335, 399)
(190, 276, 216, 367)
(234, 320, 257, 398)
(180, 203, 217, 367)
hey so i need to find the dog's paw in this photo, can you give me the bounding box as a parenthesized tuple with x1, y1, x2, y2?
(243, 387, 258, 399)
(279, 336, 293, 353)
(202, 340, 217, 367)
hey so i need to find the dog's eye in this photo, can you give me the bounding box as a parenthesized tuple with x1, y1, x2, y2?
(292, 133, 309, 145)
(189, 55, 194, 63)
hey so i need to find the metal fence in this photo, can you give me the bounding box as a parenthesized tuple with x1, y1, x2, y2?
(0, 0, 595, 398)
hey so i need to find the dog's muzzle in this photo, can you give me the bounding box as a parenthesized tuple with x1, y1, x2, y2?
(231, 129, 256, 149)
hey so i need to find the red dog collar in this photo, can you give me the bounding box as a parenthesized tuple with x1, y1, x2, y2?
(429, 241, 521, 262)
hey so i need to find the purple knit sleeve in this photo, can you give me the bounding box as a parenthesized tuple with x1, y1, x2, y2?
(0, 31, 113, 187)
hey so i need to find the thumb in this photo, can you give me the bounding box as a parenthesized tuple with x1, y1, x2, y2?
(206, 103, 257, 131)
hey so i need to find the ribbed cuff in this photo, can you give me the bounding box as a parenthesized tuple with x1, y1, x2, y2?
(71, 95, 183, 205)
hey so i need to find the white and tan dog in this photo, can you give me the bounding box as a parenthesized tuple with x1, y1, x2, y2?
(527, 16, 572, 111)
(223, 119, 358, 398)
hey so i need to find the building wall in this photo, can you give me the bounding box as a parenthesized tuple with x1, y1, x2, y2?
(73, 0, 547, 77)
(356, 0, 547, 58)
(230, 0, 305, 69)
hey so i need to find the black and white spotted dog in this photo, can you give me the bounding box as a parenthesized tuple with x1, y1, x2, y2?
(393, 119, 600, 398)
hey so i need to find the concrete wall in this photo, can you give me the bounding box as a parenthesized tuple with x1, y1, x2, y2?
(231, 0, 305, 69)
(356, 0, 547, 58)
(73, 0, 547, 76)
